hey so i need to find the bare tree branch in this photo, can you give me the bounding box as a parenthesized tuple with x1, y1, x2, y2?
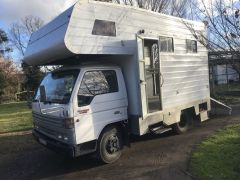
(9, 15, 44, 58)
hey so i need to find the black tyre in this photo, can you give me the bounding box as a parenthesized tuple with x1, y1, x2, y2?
(172, 111, 193, 134)
(97, 126, 123, 164)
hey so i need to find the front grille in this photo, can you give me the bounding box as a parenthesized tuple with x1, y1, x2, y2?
(36, 124, 58, 137)
(33, 112, 64, 128)
(32, 112, 75, 144)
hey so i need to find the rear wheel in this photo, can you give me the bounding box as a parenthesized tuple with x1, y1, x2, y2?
(97, 126, 123, 164)
(172, 111, 193, 134)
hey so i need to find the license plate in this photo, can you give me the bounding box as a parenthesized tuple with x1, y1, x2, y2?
(39, 138, 47, 145)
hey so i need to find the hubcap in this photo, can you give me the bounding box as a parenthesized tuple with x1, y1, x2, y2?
(106, 135, 120, 154)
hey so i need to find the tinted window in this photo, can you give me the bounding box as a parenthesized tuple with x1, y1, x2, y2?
(186, 40, 197, 53)
(78, 70, 118, 106)
(160, 37, 174, 52)
(92, 19, 116, 37)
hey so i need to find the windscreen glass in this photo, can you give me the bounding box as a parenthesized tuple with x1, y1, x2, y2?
(34, 70, 79, 104)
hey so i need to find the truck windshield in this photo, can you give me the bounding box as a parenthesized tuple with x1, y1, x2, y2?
(34, 70, 79, 104)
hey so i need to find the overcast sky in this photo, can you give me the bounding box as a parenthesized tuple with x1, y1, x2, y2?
(0, 0, 78, 31)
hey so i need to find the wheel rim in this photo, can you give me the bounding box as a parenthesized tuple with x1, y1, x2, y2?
(106, 135, 120, 154)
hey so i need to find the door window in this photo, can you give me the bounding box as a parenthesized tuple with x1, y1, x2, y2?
(78, 70, 118, 107)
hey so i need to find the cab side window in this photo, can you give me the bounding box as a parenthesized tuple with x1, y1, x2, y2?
(78, 70, 118, 107)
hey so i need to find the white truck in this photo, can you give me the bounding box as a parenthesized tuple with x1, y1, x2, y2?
(24, 0, 211, 163)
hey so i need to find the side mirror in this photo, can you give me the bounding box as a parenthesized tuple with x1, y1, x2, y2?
(40, 85, 47, 102)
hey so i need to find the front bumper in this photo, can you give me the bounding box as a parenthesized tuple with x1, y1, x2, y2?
(32, 129, 96, 157)
(33, 129, 76, 157)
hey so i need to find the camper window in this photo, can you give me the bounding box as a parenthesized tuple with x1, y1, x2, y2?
(92, 19, 116, 37)
(186, 40, 197, 53)
(78, 70, 118, 106)
(159, 37, 174, 52)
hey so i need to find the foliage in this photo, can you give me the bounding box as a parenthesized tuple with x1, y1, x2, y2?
(0, 29, 12, 58)
(191, 124, 240, 180)
(0, 68, 6, 101)
(22, 62, 43, 93)
(0, 102, 32, 133)
(9, 16, 44, 93)
(0, 59, 22, 103)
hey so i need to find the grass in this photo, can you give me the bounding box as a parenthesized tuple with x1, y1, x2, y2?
(0, 102, 32, 134)
(191, 124, 240, 180)
(213, 83, 240, 105)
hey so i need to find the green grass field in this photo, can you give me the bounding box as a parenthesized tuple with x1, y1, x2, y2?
(0, 102, 32, 133)
(191, 125, 240, 180)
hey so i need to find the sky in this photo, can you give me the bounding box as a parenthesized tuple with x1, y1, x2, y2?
(0, 0, 78, 62)
(0, 0, 78, 31)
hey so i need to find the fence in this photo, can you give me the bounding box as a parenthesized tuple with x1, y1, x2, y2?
(209, 65, 240, 104)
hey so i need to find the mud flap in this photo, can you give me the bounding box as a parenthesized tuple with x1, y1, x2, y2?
(122, 122, 131, 148)
(200, 111, 209, 122)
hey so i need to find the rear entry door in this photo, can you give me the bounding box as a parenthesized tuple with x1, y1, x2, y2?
(136, 35, 148, 118)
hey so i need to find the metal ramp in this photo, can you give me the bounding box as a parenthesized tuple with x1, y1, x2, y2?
(210, 97, 232, 115)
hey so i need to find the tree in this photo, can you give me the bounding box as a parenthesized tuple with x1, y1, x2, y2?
(0, 29, 12, 58)
(169, 0, 188, 18)
(0, 58, 21, 103)
(111, 0, 188, 17)
(186, 0, 240, 77)
(0, 66, 6, 103)
(9, 16, 44, 93)
(22, 62, 43, 92)
(9, 15, 44, 57)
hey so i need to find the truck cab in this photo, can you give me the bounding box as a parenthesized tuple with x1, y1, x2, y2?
(32, 65, 128, 163)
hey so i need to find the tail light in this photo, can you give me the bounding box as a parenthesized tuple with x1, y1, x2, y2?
(64, 118, 74, 129)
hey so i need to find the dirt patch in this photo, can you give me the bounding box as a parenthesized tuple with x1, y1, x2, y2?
(0, 130, 32, 137)
(0, 106, 240, 180)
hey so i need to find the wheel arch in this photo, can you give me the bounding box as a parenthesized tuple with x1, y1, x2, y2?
(97, 120, 129, 146)
(177, 106, 197, 122)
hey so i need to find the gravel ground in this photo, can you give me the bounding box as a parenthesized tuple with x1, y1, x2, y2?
(0, 106, 239, 180)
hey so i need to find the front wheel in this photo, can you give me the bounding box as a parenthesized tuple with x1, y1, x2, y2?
(97, 126, 123, 164)
(172, 111, 193, 134)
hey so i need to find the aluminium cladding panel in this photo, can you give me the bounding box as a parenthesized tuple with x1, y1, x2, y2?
(160, 33, 209, 110)
(24, 6, 74, 66)
(160, 53, 210, 109)
(65, 1, 136, 55)
(24, 0, 206, 65)
(65, 1, 205, 56)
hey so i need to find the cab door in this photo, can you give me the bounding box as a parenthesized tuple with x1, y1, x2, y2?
(73, 68, 128, 145)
